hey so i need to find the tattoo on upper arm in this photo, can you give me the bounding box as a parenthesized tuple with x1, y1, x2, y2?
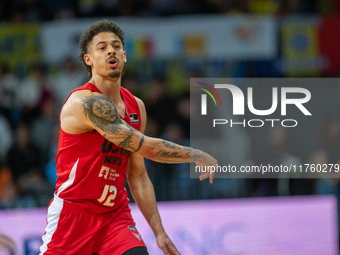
(81, 95, 121, 131)
(80, 95, 143, 152)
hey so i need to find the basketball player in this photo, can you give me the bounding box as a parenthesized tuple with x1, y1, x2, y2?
(39, 19, 217, 255)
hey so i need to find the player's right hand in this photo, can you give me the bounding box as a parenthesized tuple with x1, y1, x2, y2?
(195, 151, 217, 184)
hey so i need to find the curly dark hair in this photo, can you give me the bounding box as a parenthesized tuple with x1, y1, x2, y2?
(78, 19, 125, 79)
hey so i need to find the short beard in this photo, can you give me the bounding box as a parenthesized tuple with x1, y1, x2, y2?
(108, 70, 121, 78)
(108, 64, 125, 78)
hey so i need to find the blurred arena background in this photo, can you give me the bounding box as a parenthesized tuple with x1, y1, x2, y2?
(0, 0, 340, 254)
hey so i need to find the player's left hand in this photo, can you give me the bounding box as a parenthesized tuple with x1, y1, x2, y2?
(156, 232, 181, 255)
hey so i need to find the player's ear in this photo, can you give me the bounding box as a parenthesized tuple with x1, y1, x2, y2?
(123, 51, 127, 63)
(84, 54, 92, 66)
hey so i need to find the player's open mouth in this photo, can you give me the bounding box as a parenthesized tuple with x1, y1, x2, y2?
(108, 59, 118, 67)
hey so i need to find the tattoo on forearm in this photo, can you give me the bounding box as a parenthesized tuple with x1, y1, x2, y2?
(155, 142, 201, 163)
(118, 136, 133, 149)
(155, 149, 201, 162)
(191, 150, 201, 162)
(183, 151, 190, 159)
(81, 95, 143, 152)
(156, 150, 183, 159)
(135, 134, 144, 152)
(162, 141, 182, 149)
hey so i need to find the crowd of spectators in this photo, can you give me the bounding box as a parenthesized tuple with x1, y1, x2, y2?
(1, 0, 339, 23)
(0, 57, 87, 209)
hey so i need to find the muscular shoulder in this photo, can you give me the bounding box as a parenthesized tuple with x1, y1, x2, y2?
(65, 90, 96, 108)
(134, 96, 146, 113)
(134, 96, 147, 133)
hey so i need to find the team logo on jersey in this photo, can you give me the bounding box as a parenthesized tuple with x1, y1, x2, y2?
(128, 225, 138, 231)
(129, 113, 139, 124)
(132, 232, 142, 241)
(98, 166, 119, 180)
(128, 225, 141, 241)
(98, 166, 110, 179)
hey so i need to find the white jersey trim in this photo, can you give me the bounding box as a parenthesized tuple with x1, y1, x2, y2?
(39, 195, 64, 254)
(56, 158, 79, 196)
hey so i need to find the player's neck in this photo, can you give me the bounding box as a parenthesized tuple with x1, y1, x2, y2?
(89, 76, 123, 106)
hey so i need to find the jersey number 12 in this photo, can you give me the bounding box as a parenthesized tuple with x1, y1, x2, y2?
(98, 185, 117, 206)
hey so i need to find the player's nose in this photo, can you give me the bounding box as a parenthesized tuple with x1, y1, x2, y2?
(107, 45, 115, 55)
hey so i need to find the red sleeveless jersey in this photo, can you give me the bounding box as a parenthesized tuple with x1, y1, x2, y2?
(55, 82, 141, 214)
